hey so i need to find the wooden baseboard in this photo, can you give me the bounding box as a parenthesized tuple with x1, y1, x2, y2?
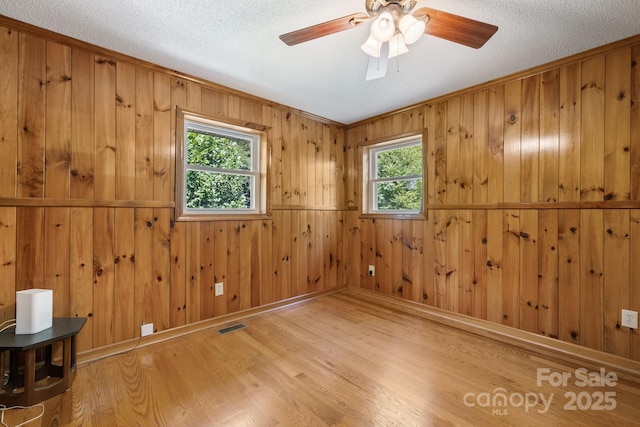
(345, 287, 640, 383)
(78, 286, 346, 365)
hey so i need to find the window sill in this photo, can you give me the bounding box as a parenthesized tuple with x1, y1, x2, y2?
(359, 212, 427, 221)
(175, 212, 272, 222)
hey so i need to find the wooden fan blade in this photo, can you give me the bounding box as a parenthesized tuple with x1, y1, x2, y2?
(413, 7, 498, 49)
(279, 13, 369, 46)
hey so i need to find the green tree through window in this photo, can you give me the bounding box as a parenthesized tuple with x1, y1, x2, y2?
(185, 127, 256, 210)
(374, 143, 423, 211)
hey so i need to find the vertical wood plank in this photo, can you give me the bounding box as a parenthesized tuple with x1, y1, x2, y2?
(153, 209, 171, 330)
(227, 221, 241, 313)
(446, 97, 461, 312)
(631, 46, 640, 200)
(0, 25, 18, 197)
(603, 210, 630, 357)
(559, 63, 581, 202)
(322, 123, 332, 207)
(502, 210, 520, 328)
(503, 80, 522, 327)
(579, 209, 604, 350)
(519, 210, 539, 333)
(558, 210, 580, 344)
(44, 208, 70, 316)
(238, 220, 252, 311)
(0, 207, 16, 321)
(200, 222, 215, 319)
(16, 207, 44, 290)
(152, 73, 171, 330)
(401, 220, 414, 300)
(93, 208, 115, 347)
(539, 69, 560, 203)
(630, 210, 640, 361)
(94, 56, 116, 200)
(114, 208, 135, 341)
(486, 85, 504, 323)
(186, 222, 201, 323)
(0, 26, 18, 321)
(361, 219, 376, 291)
(558, 62, 582, 345)
(134, 208, 154, 332)
(153, 73, 171, 201)
(413, 220, 427, 304)
(604, 48, 631, 201)
(69, 208, 93, 351)
(290, 116, 301, 206)
(459, 94, 474, 315)
(538, 209, 558, 338)
(267, 210, 282, 304)
(581, 56, 605, 201)
(250, 220, 262, 308)
(433, 102, 447, 309)
(278, 210, 292, 298)
(473, 210, 488, 319)
(18, 34, 46, 198)
(290, 211, 301, 295)
(115, 62, 136, 200)
(45, 41, 71, 198)
(135, 68, 154, 201)
(169, 78, 187, 328)
(70, 48, 95, 200)
(504, 80, 522, 203)
(521, 75, 540, 203)
(169, 220, 187, 327)
(391, 219, 403, 296)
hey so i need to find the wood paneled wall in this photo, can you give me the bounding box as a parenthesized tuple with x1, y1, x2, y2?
(345, 38, 640, 361)
(0, 21, 349, 352)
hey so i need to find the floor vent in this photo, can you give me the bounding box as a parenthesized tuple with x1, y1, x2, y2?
(217, 323, 247, 335)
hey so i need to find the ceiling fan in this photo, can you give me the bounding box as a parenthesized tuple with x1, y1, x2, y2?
(279, 0, 498, 80)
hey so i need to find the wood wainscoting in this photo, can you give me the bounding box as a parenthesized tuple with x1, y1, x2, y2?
(4, 289, 639, 426)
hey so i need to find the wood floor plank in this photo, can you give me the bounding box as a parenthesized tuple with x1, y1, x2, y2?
(7, 291, 639, 426)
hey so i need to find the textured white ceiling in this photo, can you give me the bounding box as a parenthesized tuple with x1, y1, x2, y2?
(2, 1, 639, 124)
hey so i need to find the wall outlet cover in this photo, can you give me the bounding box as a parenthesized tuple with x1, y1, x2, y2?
(621, 309, 638, 329)
(215, 282, 224, 296)
(141, 323, 154, 337)
(368, 265, 375, 276)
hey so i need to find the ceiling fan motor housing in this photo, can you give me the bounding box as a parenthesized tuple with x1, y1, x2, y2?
(366, 0, 417, 16)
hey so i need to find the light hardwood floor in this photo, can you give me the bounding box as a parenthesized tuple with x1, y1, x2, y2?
(5, 290, 640, 426)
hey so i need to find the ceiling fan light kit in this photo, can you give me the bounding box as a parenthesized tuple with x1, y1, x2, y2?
(370, 10, 396, 42)
(361, 34, 383, 57)
(388, 34, 409, 58)
(280, 0, 498, 80)
(398, 14, 425, 45)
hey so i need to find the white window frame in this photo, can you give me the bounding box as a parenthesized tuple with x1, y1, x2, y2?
(175, 108, 268, 221)
(362, 134, 425, 218)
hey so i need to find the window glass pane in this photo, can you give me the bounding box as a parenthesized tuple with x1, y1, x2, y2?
(186, 130, 252, 171)
(375, 179, 423, 211)
(186, 170, 252, 209)
(375, 144, 422, 178)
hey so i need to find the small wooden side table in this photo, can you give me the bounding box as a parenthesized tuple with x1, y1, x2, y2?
(0, 317, 86, 406)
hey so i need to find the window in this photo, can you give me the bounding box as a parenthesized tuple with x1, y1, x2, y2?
(362, 135, 424, 216)
(175, 109, 268, 220)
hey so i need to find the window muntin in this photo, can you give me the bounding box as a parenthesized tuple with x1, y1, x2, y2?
(176, 109, 267, 220)
(365, 137, 423, 214)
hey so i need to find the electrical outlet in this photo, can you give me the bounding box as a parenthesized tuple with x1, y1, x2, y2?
(141, 322, 154, 337)
(621, 309, 638, 329)
(215, 282, 224, 296)
(368, 265, 375, 276)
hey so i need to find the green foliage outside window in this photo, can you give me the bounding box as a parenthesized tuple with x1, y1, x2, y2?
(185, 130, 254, 209)
(374, 143, 423, 211)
